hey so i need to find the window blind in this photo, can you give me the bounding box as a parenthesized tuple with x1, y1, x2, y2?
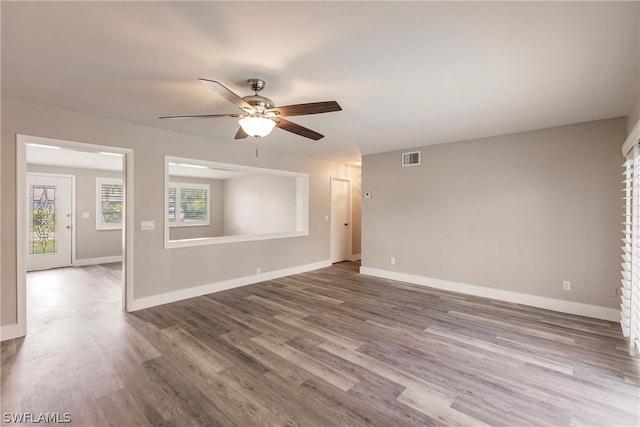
(180, 187, 208, 221)
(621, 144, 640, 355)
(167, 183, 209, 226)
(168, 187, 177, 223)
(96, 178, 123, 230)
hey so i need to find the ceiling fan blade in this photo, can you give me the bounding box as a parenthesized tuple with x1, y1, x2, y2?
(274, 118, 324, 140)
(234, 127, 249, 139)
(159, 113, 239, 119)
(268, 101, 341, 117)
(199, 78, 255, 112)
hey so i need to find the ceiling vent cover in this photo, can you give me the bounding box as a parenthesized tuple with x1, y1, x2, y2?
(402, 151, 421, 167)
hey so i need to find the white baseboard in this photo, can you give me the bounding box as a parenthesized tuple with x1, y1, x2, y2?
(73, 255, 123, 267)
(360, 267, 619, 322)
(131, 260, 332, 311)
(348, 253, 362, 261)
(0, 323, 23, 342)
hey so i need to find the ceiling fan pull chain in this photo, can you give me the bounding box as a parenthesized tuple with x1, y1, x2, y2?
(256, 147, 259, 158)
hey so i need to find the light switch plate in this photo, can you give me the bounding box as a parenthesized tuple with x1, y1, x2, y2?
(140, 220, 155, 231)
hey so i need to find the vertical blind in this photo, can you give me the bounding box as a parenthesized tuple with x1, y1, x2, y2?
(621, 141, 640, 356)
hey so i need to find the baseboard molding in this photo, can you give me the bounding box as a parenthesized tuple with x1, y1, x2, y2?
(348, 253, 362, 261)
(0, 323, 24, 342)
(131, 260, 332, 311)
(360, 267, 619, 322)
(74, 255, 123, 267)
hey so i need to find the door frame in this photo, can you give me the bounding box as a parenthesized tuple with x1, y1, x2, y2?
(16, 134, 134, 337)
(330, 176, 353, 263)
(26, 172, 76, 271)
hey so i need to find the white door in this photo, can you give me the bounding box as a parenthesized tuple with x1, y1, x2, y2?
(331, 178, 350, 263)
(27, 174, 73, 271)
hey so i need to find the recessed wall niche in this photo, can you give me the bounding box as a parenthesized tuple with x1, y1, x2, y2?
(164, 156, 309, 248)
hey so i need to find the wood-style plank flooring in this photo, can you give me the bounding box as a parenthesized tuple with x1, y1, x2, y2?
(1, 262, 639, 426)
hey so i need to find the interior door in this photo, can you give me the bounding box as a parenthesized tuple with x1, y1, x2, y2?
(27, 174, 73, 271)
(331, 178, 350, 263)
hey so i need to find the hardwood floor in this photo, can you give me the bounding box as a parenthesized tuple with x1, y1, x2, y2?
(1, 262, 639, 426)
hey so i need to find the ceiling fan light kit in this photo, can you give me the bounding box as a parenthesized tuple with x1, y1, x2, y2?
(238, 116, 276, 137)
(160, 78, 342, 141)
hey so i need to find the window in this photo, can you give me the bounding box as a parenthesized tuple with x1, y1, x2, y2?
(168, 182, 210, 227)
(96, 177, 123, 230)
(622, 135, 640, 356)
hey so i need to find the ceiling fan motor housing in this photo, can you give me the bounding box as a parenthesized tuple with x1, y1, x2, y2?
(242, 95, 275, 114)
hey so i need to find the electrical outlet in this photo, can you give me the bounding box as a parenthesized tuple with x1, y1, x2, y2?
(256, 267, 261, 274)
(563, 281, 571, 291)
(390, 257, 396, 265)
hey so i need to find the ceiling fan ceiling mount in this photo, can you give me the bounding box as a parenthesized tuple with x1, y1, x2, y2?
(159, 78, 342, 141)
(247, 78, 266, 94)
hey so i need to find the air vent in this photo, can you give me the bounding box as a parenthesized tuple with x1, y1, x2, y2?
(402, 151, 421, 166)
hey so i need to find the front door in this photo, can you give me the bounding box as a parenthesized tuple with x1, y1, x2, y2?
(27, 174, 73, 271)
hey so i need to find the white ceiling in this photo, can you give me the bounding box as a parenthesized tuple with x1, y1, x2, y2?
(3, 1, 638, 164)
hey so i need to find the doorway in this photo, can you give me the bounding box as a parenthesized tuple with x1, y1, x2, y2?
(26, 173, 74, 271)
(330, 177, 352, 263)
(16, 134, 134, 338)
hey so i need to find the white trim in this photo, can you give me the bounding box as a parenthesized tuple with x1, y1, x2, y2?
(73, 255, 123, 267)
(348, 253, 362, 261)
(622, 119, 640, 156)
(360, 267, 619, 322)
(122, 145, 135, 312)
(0, 323, 21, 342)
(15, 134, 134, 340)
(167, 231, 309, 248)
(131, 260, 331, 311)
(16, 137, 28, 338)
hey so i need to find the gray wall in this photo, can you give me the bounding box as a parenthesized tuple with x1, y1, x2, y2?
(27, 164, 122, 260)
(1, 98, 344, 326)
(168, 176, 224, 240)
(223, 174, 297, 236)
(361, 117, 626, 309)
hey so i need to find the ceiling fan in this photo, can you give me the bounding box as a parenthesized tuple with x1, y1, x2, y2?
(160, 78, 342, 140)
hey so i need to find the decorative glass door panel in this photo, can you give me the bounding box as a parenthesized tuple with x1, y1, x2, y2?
(26, 174, 72, 271)
(30, 185, 58, 255)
